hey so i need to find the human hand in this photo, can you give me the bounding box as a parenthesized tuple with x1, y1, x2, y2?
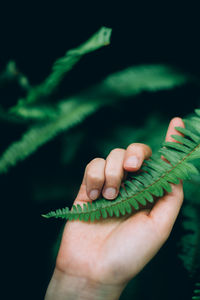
(45, 117, 184, 300)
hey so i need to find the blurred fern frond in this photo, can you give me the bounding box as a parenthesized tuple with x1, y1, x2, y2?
(178, 204, 200, 277)
(6, 63, 191, 122)
(192, 282, 200, 300)
(0, 63, 190, 172)
(0, 61, 31, 91)
(102, 64, 189, 96)
(0, 24, 193, 173)
(184, 174, 200, 205)
(10, 26, 112, 111)
(0, 98, 101, 173)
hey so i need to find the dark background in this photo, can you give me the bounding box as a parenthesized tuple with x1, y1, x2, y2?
(0, 2, 199, 299)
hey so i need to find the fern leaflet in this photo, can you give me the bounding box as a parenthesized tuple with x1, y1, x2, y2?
(42, 108, 200, 222)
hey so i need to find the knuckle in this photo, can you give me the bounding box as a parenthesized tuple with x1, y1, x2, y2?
(128, 143, 152, 156)
(86, 157, 105, 169)
(144, 144, 152, 156)
(127, 143, 139, 152)
(106, 170, 121, 182)
(90, 157, 105, 164)
(109, 148, 125, 155)
(87, 171, 104, 183)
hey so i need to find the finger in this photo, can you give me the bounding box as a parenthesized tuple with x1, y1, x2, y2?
(85, 158, 106, 200)
(149, 117, 185, 239)
(165, 117, 185, 142)
(102, 148, 126, 200)
(73, 158, 105, 205)
(123, 143, 152, 172)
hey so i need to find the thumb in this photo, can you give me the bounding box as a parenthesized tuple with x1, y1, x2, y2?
(165, 117, 185, 143)
(149, 117, 185, 239)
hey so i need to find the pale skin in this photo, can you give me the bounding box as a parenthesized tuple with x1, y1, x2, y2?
(45, 117, 184, 300)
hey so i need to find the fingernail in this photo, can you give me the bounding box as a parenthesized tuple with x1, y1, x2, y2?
(89, 189, 99, 200)
(125, 156, 139, 168)
(103, 187, 117, 199)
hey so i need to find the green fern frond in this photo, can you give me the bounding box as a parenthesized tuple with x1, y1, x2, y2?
(10, 26, 112, 112)
(42, 109, 200, 222)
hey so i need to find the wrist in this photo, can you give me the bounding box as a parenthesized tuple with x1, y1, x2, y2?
(45, 267, 125, 300)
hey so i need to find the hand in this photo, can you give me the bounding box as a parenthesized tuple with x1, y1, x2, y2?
(45, 118, 184, 300)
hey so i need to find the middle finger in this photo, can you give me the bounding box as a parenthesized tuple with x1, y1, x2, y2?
(102, 148, 126, 200)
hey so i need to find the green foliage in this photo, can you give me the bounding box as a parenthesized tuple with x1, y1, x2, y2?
(0, 70, 189, 172)
(42, 108, 200, 221)
(11, 26, 112, 110)
(178, 204, 200, 277)
(1, 25, 200, 299)
(184, 174, 200, 205)
(0, 98, 101, 173)
(0, 61, 31, 91)
(192, 282, 200, 300)
(102, 64, 188, 96)
(96, 114, 168, 157)
(2, 64, 189, 122)
(0, 24, 191, 174)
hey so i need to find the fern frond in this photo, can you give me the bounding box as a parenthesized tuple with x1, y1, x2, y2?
(0, 62, 189, 170)
(0, 98, 101, 173)
(10, 26, 112, 112)
(8, 64, 190, 122)
(43, 109, 200, 221)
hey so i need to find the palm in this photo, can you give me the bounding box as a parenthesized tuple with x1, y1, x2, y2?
(56, 183, 181, 287)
